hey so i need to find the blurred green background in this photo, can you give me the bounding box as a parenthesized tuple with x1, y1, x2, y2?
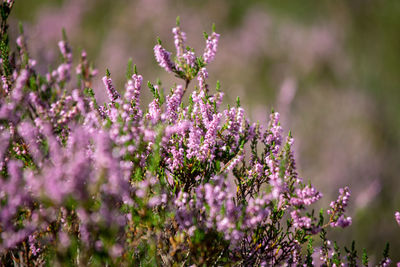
(10, 0, 400, 262)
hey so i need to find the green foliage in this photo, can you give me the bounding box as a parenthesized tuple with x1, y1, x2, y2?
(126, 58, 133, 79)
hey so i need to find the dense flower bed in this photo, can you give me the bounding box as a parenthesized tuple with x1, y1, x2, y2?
(0, 1, 397, 265)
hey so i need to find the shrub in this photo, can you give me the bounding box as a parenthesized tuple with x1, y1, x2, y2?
(0, 2, 395, 266)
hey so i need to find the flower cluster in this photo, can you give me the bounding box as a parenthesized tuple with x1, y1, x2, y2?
(0, 3, 396, 265)
(328, 186, 352, 228)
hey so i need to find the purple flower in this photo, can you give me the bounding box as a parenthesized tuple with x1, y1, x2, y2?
(223, 106, 246, 152)
(28, 235, 40, 256)
(165, 85, 184, 122)
(56, 63, 70, 83)
(187, 126, 202, 159)
(102, 75, 120, 102)
(58, 40, 72, 63)
(203, 32, 220, 64)
(244, 196, 270, 228)
(166, 146, 184, 171)
(124, 74, 143, 107)
(11, 69, 29, 102)
(172, 27, 186, 58)
(330, 215, 352, 228)
(328, 187, 351, 212)
(154, 44, 174, 72)
(0, 160, 32, 233)
(200, 113, 222, 161)
(381, 258, 392, 267)
(0, 130, 10, 166)
(146, 98, 161, 124)
(18, 122, 42, 162)
(290, 185, 322, 207)
(225, 152, 243, 172)
(197, 67, 208, 90)
(395, 211, 400, 226)
(291, 210, 312, 229)
(57, 40, 72, 82)
(328, 187, 352, 228)
(183, 51, 196, 68)
(264, 112, 283, 157)
(1, 76, 9, 94)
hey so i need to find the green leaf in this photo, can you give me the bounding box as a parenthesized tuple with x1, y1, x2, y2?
(216, 80, 221, 92)
(84, 87, 95, 98)
(383, 242, 390, 258)
(62, 28, 68, 42)
(362, 248, 368, 266)
(188, 95, 194, 115)
(306, 237, 313, 267)
(147, 81, 157, 98)
(18, 21, 24, 34)
(126, 58, 133, 79)
(29, 76, 37, 91)
(319, 208, 324, 226)
(0, 36, 11, 76)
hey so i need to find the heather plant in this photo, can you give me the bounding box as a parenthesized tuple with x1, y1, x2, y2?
(0, 2, 397, 266)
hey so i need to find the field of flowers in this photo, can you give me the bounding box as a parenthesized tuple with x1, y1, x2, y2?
(1, 0, 400, 265)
